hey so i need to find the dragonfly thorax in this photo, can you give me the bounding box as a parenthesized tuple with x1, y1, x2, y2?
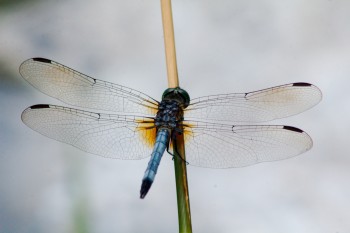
(155, 100, 184, 130)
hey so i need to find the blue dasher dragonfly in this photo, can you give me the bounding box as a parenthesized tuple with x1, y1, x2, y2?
(20, 58, 322, 198)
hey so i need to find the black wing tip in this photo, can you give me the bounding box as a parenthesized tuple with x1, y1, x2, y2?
(32, 57, 52, 63)
(30, 104, 51, 109)
(293, 82, 312, 87)
(140, 179, 153, 199)
(283, 126, 304, 133)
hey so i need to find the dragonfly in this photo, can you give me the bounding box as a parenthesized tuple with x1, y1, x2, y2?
(20, 58, 322, 199)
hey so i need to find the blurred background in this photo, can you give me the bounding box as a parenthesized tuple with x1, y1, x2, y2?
(0, 0, 349, 232)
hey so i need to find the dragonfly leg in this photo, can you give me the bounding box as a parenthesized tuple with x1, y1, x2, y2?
(168, 131, 189, 165)
(171, 148, 189, 165)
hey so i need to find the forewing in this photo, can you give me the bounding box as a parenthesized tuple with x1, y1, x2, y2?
(20, 58, 159, 115)
(182, 121, 312, 168)
(185, 83, 322, 123)
(21, 104, 156, 159)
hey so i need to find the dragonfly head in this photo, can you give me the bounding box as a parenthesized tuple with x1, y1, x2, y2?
(162, 87, 190, 108)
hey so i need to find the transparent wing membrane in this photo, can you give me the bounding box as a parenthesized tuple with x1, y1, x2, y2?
(20, 57, 321, 169)
(19, 58, 159, 115)
(182, 121, 312, 168)
(21, 104, 155, 159)
(22, 104, 313, 167)
(185, 83, 322, 123)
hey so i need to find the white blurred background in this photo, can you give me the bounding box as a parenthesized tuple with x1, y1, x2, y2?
(0, 0, 349, 232)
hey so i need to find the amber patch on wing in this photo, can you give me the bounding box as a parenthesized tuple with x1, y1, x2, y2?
(136, 118, 157, 148)
(182, 122, 195, 144)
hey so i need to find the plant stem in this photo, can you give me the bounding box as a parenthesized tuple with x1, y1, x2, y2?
(160, 0, 179, 88)
(160, 0, 193, 232)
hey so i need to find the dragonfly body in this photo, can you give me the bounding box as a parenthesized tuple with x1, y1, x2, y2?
(20, 58, 322, 198)
(141, 96, 188, 198)
(141, 128, 169, 198)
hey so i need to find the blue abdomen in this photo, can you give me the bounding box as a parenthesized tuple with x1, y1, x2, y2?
(140, 128, 170, 198)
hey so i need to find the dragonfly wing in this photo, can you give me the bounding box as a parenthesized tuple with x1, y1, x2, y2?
(20, 58, 159, 115)
(21, 104, 156, 159)
(185, 83, 322, 123)
(182, 121, 312, 168)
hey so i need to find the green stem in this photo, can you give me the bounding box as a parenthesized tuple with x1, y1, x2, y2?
(173, 133, 192, 233)
(159, 0, 193, 231)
